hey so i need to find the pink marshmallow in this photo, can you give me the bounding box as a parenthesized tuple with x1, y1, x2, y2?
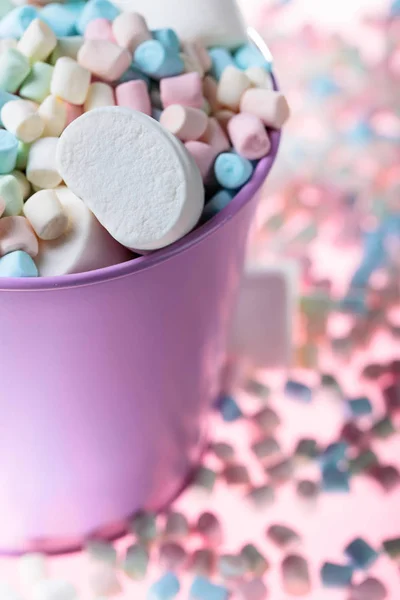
(227, 113, 271, 160)
(185, 141, 216, 180)
(115, 80, 151, 116)
(65, 102, 83, 125)
(112, 12, 152, 52)
(160, 105, 208, 142)
(0, 196, 5, 218)
(84, 18, 116, 43)
(0, 216, 39, 258)
(200, 117, 230, 154)
(240, 89, 290, 129)
(78, 40, 132, 82)
(203, 76, 221, 113)
(160, 72, 204, 109)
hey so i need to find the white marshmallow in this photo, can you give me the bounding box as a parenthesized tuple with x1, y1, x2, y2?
(31, 579, 78, 600)
(1, 99, 44, 143)
(246, 66, 274, 90)
(56, 107, 205, 252)
(38, 95, 67, 137)
(26, 137, 62, 189)
(112, 12, 151, 52)
(36, 187, 132, 276)
(12, 170, 31, 200)
(18, 553, 48, 588)
(110, 0, 247, 49)
(23, 189, 69, 240)
(17, 18, 57, 64)
(84, 82, 115, 112)
(217, 66, 251, 111)
(51, 57, 91, 105)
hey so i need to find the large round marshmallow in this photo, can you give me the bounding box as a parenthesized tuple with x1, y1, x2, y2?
(56, 107, 205, 252)
(36, 187, 132, 276)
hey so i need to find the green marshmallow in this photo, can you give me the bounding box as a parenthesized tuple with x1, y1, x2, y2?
(49, 36, 83, 65)
(19, 62, 53, 103)
(0, 48, 30, 93)
(0, 174, 24, 216)
(16, 141, 31, 171)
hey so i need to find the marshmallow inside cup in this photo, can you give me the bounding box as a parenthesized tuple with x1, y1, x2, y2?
(56, 106, 205, 253)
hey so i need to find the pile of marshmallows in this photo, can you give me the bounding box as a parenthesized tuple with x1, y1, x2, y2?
(0, 0, 289, 278)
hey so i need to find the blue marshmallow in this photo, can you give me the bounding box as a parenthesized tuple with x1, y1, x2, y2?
(117, 65, 150, 87)
(345, 538, 378, 570)
(348, 397, 373, 418)
(208, 47, 234, 80)
(148, 572, 180, 600)
(152, 29, 180, 53)
(216, 394, 243, 422)
(202, 190, 233, 221)
(0, 251, 38, 278)
(322, 465, 350, 493)
(189, 577, 229, 600)
(320, 442, 348, 467)
(0, 129, 18, 174)
(321, 563, 353, 588)
(76, 0, 119, 35)
(40, 3, 85, 37)
(214, 153, 253, 190)
(134, 40, 184, 79)
(284, 380, 312, 403)
(234, 43, 272, 71)
(0, 5, 38, 38)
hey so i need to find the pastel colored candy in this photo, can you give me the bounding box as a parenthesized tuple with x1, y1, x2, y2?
(36, 187, 131, 276)
(208, 47, 234, 81)
(164, 512, 190, 541)
(160, 72, 203, 109)
(85, 539, 117, 566)
(38, 94, 67, 137)
(1, 99, 44, 143)
(201, 117, 230, 154)
(202, 76, 221, 113)
(26, 137, 62, 189)
(0, 216, 38, 257)
(218, 554, 247, 580)
(19, 61, 53, 103)
(234, 43, 272, 71)
(240, 89, 290, 129)
(84, 17, 115, 42)
(0, 48, 30, 93)
(17, 18, 57, 64)
(345, 538, 378, 570)
(134, 40, 184, 79)
(227, 113, 271, 160)
(15, 140, 30, 170)
(148, 572, 180, 600)
(158, 542, 187, 571)
(0, 250, 38, 278)
(51, 57, 91, 105)
(0, 129, 18, 174)
(56, 107, 205, 252)
(64, 101, 83, 126)
(152, 28, 180, 53)
(281, 554, 311, 596)
(84, 82, 115, 111)
(182, 40, 211, 73)
(49, 36, 84, 65)
(214, 109, 235, 134)
(122, 544, 149, 581)
(321, 562, 353, 588)
(236, 578, 268, 600)
(0, 89, 18, 126)
(78, 39, 132, 82)
(189, 576, 229, 600)
(112, 12, 151, 52)
(185, 141, 216, 179)
(23, 189, 68, 240)
(0, 173, 23, 215)
(160, 105, 208, 141)
(180, 42, 206, 76)
(40, 3, 83, 37)
(214, 152, 253, 189)
(130, 510, 158, 543)
(12, 169, 31, 200)
(267, 525, 300, 549)
(115, 80, 151, 115)
(240, 544, 269, 576)
(217, 65, 251, 111)
(196, 512, 222, 546)
(0, 5, 38, 38)
(76, 0, 119, 36)
(201, 190, 232, 221)
(245, 66, 274, 90)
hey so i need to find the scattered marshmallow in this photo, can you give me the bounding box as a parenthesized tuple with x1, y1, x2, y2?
(112, 12, 151, 52)
(217, 65, 251, 111)
(227, 113, 271, 160)
(50, 57, 91, 105)
(1, 99, 44, 143)
(26, 136, 62, 188)
(160, 104, 208, 141)
(17, 18, 57, 63)
(115, 80, 151, 115)
(122, 543, 149, 581)
(38, 94, 67, 137)
(84, 82, 115, 112)
(281, 554, 312, 596)
(0, 215, 39, 257)
(0, 173, 23, 215)
(240, 88, 290, 129)
(77, 39, 131, 82)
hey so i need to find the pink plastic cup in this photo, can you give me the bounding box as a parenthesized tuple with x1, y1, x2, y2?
(0, 67, 280, 555)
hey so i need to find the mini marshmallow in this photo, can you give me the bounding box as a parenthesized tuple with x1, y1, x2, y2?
(185, 141, 216, 180)
(50, 37, 84, 65)
(38, 95, 67, 137)
(192, 466, 217, 493)
(281, 555, 311, 596)
(235, 43, 271, 71)
(78, 40, 131, 82)
(88, 563, 122, 597)
(51, 57, 91, 105)
(208, 47, 234, 81)
(12, 169, 31, 200)
(158, 542, 187, 571)
(160, 105, 208, 141)
(210, 441, 235, 462)
(214, 152, 253, 189)
(19, 61, 53, 103)
(123, 543, 149, 580)
(76, 0, 119, 36)
(196, 512, 223, 546)
(85, 82, 115, 112)
(1, 99, 44, 143)
(236, 578, 268, 600)
(148, 572, 180, 600)
(112, 12, 151, 52)
(84, 18, 115, 42)
(130, 510, 158, 543)
(164, 512, 190, 541)
(134, 40, 184, 79)
(227, 113, 271, 160)
(201, 190, 232, 221)
(188, 549, 216, 578)
(0, 5, 38, 39)
(223, 463, 250, 486)
(0, 250, 38, 278)
(0, 216, 38, 257)
(57, 107, 205, 251)
(40, 3, 81, 37)
(16, 140, 30, 170)
(0, 48, 30, 93)
(246, 484, 275, 510)
(36, 187, 131, 276)
(203, 76, 221, 113)
(18, 553, 48, 588)
(31, 579, 78, 600)
(17, 18, 57, 64)
(65, 102, 83, 126)
(85, 539, 117, 566)
(23, 189, 68, 240)
(115, 80, 151, 115)
(240, 89, 290, 129)
(218, 554, 247, 580)
(160, 72, 203, 109)
(240, 544, 269, 576)
(267, 525, 300, 549)
(245, 66, 274, 90)
(217, 66, 251, 111)
(201, 117, 230, 154)
(26, 137, 61, 188)
(0, 173, 23, 215)
(0, 129, 20, 174)
(152, 29, 180, 53)
(189, 576, 229, 600)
